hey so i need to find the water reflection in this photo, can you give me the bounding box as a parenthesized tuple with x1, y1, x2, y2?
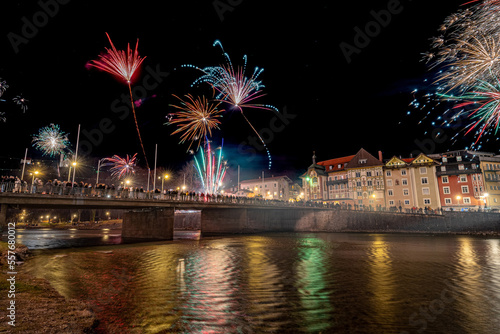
(20, 232, 500, 333)
(244, 236, 291, 332)
(366, 236, 396, 331)
(295, 237, 334, 332)
(178, 243, 241, 333)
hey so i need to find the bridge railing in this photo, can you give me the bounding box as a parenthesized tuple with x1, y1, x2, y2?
(2, 181, 487, 214)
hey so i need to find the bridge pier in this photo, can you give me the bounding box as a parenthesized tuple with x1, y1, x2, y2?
(0, 204, 7, 230)
(200, 208, 329, 236)
(122, 208, 174, 240)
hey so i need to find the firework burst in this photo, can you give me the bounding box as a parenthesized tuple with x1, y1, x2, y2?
(420, 0, 500, 146)
(440, 79, 500, 142)
(0, 79, 8, 97)
(103, 153, 138, 179)
(32, 124, 71, 157)
(193, 139, 227, 195)
(88, 33, 149, 168)
(0, 78, 28, 121)
(183, 40, 277, 169)
(167, 94, 223, 150)
(12, 95, 28, 113)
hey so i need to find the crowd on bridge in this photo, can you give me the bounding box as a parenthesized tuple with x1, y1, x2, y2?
(1, 175, 448, 214)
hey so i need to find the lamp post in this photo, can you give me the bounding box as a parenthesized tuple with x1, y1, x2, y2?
(31, 171, 39, 193)
(456, 195, 461, 209)
(161, 174, 169, 193)
(70, 162, 77, 185)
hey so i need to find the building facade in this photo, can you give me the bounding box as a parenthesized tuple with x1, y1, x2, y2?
(345, 149, 385, 209)
(431, 150, 486, 211)
(239, 175, 293, 201)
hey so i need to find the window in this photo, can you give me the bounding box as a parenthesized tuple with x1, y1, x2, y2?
(442, 176, 449, 183)
(420, 167, 427, 174)
(442, 157, 448, 162)
(456, 156, 462, 162)
(388, 190, 394, 196)
(356, 172, 361, 177)
(404, 200, 410, 205)
(357, 191, 362, 197)
(386, 171, 392, 177)
(329, 166, 333, 170)
(359, 159, 367, 164)
(338, 164, 342, 168)
(401, 169, 407, 176)
(459, 175, 467, 182)
(367, 180, 373, 186)
(424, 198, 431, 205)
(402, 179, 408, 185)
(458, 164, 464, 170)
(403, 189, 409, 196)
(445, 198, 452, 204)
(441, 166, 446, 172)
(443, 187, 450, 194)
(356, 181, 362, 187)
(422, 187, 430, 195)
(421, 177, 428, 184)
(463, 197, 471, 204)
(274, 183, 277, 187)
(367, 171, 372, 177)
(387, 180, 393, 187)
(389, 200, 395, 206)
(461, 185, 469, 193)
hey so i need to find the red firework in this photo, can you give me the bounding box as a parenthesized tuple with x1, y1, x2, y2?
(88, 33, 149, 169)
(103, 153, 138, 179)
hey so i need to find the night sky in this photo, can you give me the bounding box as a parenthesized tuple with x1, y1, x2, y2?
(0, 0, 483, 183)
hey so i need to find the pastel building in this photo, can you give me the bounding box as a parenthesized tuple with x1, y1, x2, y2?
(345, 148, 385, 208)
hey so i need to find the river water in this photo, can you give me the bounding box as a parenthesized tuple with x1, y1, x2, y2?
(7, 229, 500, 333)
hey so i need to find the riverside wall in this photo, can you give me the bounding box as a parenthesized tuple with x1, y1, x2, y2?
(201, 209, 500, 236)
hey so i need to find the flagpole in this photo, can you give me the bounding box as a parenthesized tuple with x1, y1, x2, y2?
(72, 124, 80, 186)
(21, 148, 28, 181)
(153, 144, 157, 191)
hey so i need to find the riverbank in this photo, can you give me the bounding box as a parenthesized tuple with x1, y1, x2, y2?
(0, 241, 98, 333)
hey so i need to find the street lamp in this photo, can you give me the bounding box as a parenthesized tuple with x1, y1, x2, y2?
(71, 161, 77, 186)
(162, 174, 169, 193)
(31, 170, 39, 193)
(456, 195, 461, 207)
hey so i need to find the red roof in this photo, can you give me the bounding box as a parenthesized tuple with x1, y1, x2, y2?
(402, 158, 415, 163)
(317, 155, 355, 171)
